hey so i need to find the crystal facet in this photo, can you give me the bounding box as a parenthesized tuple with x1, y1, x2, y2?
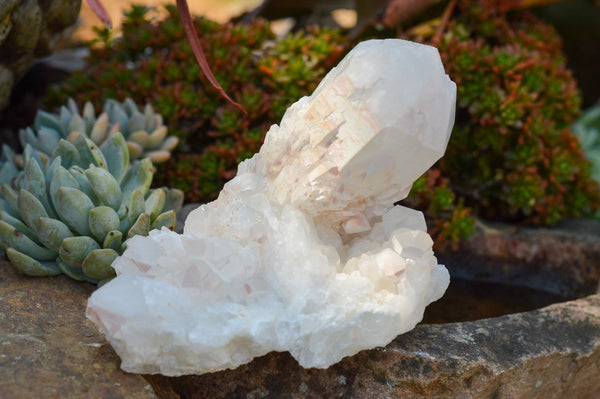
(86, 39, 457, 376)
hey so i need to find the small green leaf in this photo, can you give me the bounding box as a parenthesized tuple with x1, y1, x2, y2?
(151, 210, 176, 231)
(50, 165, 79, 210)
(119, 189, 145, 234)
(1, 183, 19, 216)
(59, 236, 100, 269)
(1, 210, 42, 244)
(163, 188, 184, 213)
(82, 248, 118, 280)
(55, 187, 94, 236)
(57, 257, 93, 282)
(85, 137, 109, 170)
(145, 189, 166, 221)
(69, 166, 99, 204)
(127, 212, 149, 239)
(89, 206, 120, 243)
(102, 230, 122, 252)
(36, 217, 74, 252)
(120, 158, 153, 203)
(85, 166, 122, 209)
(0, 220, 57, 261)
(17, 189, 48, 231)
(100, 131, 129, 183)
(52, 139, 80, 169)
(6, 248, 61, 277)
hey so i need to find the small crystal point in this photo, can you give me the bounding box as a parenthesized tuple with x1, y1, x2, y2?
(87, 39, 456, 376)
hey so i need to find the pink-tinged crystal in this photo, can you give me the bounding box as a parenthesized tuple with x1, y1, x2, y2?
(87, 39, 456, 376)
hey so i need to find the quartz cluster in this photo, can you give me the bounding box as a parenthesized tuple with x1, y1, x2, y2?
(86, 39, 457, 376)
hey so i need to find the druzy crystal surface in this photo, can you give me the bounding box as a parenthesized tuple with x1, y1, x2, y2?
(86, 39, 457, 376)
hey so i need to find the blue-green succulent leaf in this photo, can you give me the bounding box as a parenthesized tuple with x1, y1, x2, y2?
(34, 110, 63, 134)
(163, 188, 184, 213)
(0, 220, 56, 261)
(6, 248, 61, 277)
(143, 103, 157, 132)
(72, 135, 94, 168)
(57, 257, 91, 282)
(0, 160, 18, 186)
(126, 112, 146, 133)
(127, 212, 149, 239)
(82, 248, 118, 280)
(59, 106, 72, 132)
(67, 113, 86, 135)
(85, 137, 108, 170)
(17, 189, 48, 231)
(104, 99, 129, 130)
(22, 151, 56, 217)
(150, 210, 176, 231)
(0, 210, 42, 244)
(23, 144, 44, 171)
(52, 140, 80, 169)
(36, 217, 74, 252)
(145, 188, 166, 221)
(89, 206, 120, 243)
(120, 158, 153, 203)
(119, 188, 145, 234)
(100, 132, 129, 183)
(22, 149, 46, 197)
(59, 236, 100, 269)
(67, 98, 79, 115)
(82, 101, 96, 130)
(123, 98, 140, 115)
(55, 187, 94, 236)
(50, 165, 80, 215)
(37, 127, 61, 155)
(102, 230, 122, 251)
(0, 183, 19, 216)
(85, 166, 121, 209)
(68, 166, 98, 204)
(19, 128, 39, 152)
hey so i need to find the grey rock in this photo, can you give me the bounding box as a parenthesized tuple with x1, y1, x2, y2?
(2, 217, 599, 398)
(0, 261, 158, 398)
(148, 219, 600, 398)
(145, 294, 600, 399)
(438, 218, 600, 297)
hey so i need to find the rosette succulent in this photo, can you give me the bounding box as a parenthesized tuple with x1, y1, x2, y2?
(19, 98, 179, 165)
(0, 132, 183, 285)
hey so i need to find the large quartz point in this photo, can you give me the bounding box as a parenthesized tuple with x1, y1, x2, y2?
(87, 39, 457, 376)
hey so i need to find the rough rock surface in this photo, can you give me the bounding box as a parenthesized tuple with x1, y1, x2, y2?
(0, 0, 81, 110)
(2, 220, 600, 398)
(438, 219, 600, 297)
(149, 220, 600, 398)
(0, 261, 157, 398)
(145, 293, 600, 399)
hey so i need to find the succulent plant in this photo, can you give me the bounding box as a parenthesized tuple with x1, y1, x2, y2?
(400, 8, 600, 226)
(20, 97, 179, 165)
(44, 5, 346, 203)
(573, 103, 600, 183)
(0, 132, 184, 284)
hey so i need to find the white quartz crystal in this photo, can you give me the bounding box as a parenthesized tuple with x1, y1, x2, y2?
(86, 39, 457, 376)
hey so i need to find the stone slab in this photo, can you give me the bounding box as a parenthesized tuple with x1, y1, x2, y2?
(0, 261, 157, 398)
(145, 219, 600, 398)
(2, 219, 600, 398)
(148, 293, 600, 398)
(438, 219, 600, 297)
